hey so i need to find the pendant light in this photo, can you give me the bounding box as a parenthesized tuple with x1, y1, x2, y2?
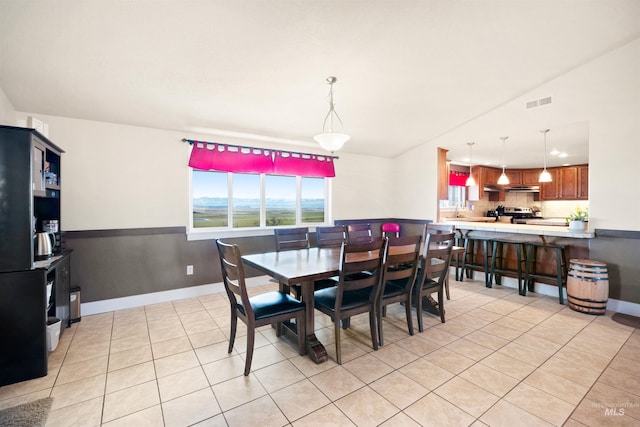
(465, 142, 476, 186)
(314, 76, 350, 153)
(497, 136, 510, 185)
(538, 129, 552, 182)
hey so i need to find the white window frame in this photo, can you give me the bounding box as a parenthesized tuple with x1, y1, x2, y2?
(188, 170, 333, 240)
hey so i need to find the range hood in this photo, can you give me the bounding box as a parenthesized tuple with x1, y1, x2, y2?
(504, 185, 540, 193)
(483, 185, 501, 192)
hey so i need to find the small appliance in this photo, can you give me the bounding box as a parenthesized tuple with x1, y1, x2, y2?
(34, 232, 56, 260)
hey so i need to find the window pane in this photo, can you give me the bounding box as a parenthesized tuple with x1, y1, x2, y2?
(192, 171, 228, 228)
(301, 177, 325, 223)
(265, 175, 296, 226)
(233, 173, 261, 228)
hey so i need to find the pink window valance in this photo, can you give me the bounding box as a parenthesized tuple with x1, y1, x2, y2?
(449, 170, 469, 186)
(273, 151, 335, 178)
(185, 139, 337, 178)
(188, 142, 274, 174)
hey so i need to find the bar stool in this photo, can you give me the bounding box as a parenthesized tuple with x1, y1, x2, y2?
(523, 242, 568, 304)
(489, 239, 526, 289)
(381, 222, 401, 238)
(460, 233, 493, 287)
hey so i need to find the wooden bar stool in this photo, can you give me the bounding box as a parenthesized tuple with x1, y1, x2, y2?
(489, 239, 526, 290)
(523, 242, 568, 304)
(460, 234, 493, 287)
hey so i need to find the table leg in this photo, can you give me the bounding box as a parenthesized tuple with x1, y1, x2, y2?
(300, 280, 328, 363)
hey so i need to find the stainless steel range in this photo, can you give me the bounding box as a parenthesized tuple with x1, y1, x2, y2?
(501, 207, 541, 224)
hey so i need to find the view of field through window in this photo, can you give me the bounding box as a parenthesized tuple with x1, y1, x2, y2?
(192, 171, 325, 228)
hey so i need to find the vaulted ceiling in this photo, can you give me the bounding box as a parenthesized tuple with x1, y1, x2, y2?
(1, 1, 639, 167)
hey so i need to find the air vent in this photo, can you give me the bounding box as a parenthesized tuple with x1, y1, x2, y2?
(526, 96, 552, 109)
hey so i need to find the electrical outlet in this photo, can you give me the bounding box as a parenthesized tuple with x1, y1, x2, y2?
(186, 265, 194, 275)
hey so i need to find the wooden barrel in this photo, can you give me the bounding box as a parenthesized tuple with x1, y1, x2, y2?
(567, 259, 609, 315)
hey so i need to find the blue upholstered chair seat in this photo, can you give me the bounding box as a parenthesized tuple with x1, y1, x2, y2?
(237, 291, 305, 320)
(314, 287, 373, 312)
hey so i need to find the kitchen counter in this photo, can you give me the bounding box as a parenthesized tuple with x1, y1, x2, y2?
(437, 220, 594, 238)
(442, 217, 498, 222)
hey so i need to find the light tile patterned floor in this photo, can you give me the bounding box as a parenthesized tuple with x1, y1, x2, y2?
(1, 276, 639, 426)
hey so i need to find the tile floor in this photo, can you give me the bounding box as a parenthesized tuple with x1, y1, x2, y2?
(1, 276, 639, 427)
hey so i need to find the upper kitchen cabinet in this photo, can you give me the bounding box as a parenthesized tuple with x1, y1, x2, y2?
(438, 148, 449, 200)
(522, 169, 542, 185)
(504, 170, 522, 186)
(0, 125, 64, 272)
(540, 165, 588, 201)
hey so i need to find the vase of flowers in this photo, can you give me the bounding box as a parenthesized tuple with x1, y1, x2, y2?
(567, 206, 588, 230)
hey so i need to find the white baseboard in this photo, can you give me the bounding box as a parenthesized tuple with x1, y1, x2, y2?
(81, 276, 271, 316)
(457, 270, 640, 317)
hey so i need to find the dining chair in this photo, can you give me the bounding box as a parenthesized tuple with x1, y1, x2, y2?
(424, 223, 459, 299)
(346, 223, 373, 244)
(376, 234, 422, 346)
(274, 227, 311, 298)
(313, 238, 388, 364)
(274, 227, 310, 251)
(216, 240, 306, 376)
(414, 232, 454, 330)
(381, 222, 401, 238)
(315, 225, 346, 248)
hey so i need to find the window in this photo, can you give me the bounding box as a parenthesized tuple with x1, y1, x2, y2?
(439, 185, 467, 209)
(191, 171, 329, 230)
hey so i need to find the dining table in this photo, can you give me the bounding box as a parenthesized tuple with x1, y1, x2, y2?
(241, 241, 462, 364)
(242, 247, 342, 363)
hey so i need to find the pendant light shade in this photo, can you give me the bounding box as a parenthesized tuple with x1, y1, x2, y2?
(465, 142, 476, 186)
(539, 129, 552, 183)
(314, 76, 350, 153)
(497, 136, 510, 185)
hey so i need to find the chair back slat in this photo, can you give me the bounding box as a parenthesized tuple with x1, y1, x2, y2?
(420, 232, 455, 284)
(382, 235, 422, 291)
(275, 227, 310, 251)
(339, 239, 387, 294)
(346, 223, 373, 244)
(316, 225, 346, 248)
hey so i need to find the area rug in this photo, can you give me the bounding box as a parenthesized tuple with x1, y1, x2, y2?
(612, 312, 640, 329)
(0, 397, 52, 427)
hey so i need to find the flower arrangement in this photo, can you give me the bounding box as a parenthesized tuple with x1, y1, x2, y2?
(567, 206, 589, 222)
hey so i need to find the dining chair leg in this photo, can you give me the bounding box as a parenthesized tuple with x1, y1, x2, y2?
(244, 327, 255, 376)
(275, 321, 283, 337)
(369, 309, 379, 351)
(415, 290, 424, 333)
(377, 303, 385, 347)
(228, 312, 237, 353)
(445, 276, 450, 300)
(405, 295, 414, 336)
(438, 287, 446, 323)
(334, 322, 342, 365)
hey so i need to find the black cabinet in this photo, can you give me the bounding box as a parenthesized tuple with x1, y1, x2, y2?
(0, 125, 69, 386)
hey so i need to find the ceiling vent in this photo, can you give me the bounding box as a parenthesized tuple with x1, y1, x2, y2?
(526, 96, 552, 109)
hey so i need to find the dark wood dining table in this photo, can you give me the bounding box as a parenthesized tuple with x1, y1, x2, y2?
(242, 242, 463, 364)
(242, 247, 342, 363)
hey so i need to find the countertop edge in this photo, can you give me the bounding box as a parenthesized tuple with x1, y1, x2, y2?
(436, 221, 594, 238)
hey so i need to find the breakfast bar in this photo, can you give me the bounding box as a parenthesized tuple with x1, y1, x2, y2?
(438, 220, 593, 301)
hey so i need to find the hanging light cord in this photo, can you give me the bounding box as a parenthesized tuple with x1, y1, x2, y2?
(321, 77, 345, 134)
(541, 129, 549, 170)
(501, 136, 508, 173)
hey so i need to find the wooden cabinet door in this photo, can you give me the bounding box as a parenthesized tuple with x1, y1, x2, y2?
(504, 170, 522, 185)
(540, 169, 559, 200)
(559, 167, 578, 199)
(578, 165, 589, 199)
(522, 169, 541, 185)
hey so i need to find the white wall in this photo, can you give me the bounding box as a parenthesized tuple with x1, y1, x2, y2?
(394, 37, 640, 232)
(10, 113, 394, 230)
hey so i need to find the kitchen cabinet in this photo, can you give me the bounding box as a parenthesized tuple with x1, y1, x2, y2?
(504, 170, 522, 186)
(578, 165, 589, 200)
(522, 169, 542, 185)
(540, 165, 588, 200)
(559, 167, 578, 199)
(0, 125, 69, 386)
